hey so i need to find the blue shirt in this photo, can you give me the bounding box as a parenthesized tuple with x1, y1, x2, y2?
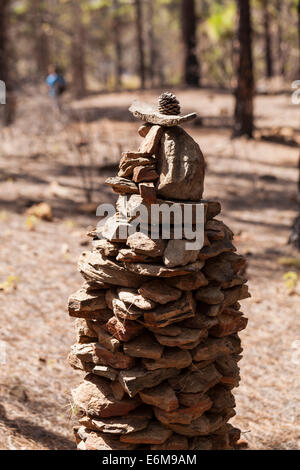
(46, 74, 66, 97)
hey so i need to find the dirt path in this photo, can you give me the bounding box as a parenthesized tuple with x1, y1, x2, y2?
(0, 89, 299, 449)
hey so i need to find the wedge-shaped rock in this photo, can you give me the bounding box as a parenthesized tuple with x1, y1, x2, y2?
(68, 287, 107, 317)
(221, 275, 248, 289)
(147, 324, 182, 337)
(112, 298, 143, 321)
(205, 219, 233, 241)
(105, 176, 139, 195)
(204, 252, 246, 283)
(210, 312, 248, 338)
(117, 288, 156, 310)
(71, 375, 141, 418)
(120, 422, 172, 445)
(138, 124, 163, 154)
(124, 260, 205, 278)
(116, 249, 158, 263)
(74, 318, 97, 343)
(69, 343, 101, 368)
(94, 343, 135, 370)
(163, 239, 199, 268)
(78, 429, 136, 450)
(169, 364, 222, 394)
(133, 166, 158, 183)
(183, 311, 218, 330)
(92, 365, 118, 381)
(79, 252, 142, 288)
(139, 382, 179, 412)
(222, 285, 250, 307)
(92, 239, 120, 257)
(198, 239, 236, 260)
(195, 286, 224, 305)
(119, 154, 155, 178)
(143, 292, 195, 328)
(215, 355, 240, 387)
(166, 271, 208, 291)
(192, 336, 242, 362)
(154, 328, 206, 349)
(92, 324, 120, 352)
(119, 366, 179, 397)
(139, 279, 182, 304)
(79, 407, 152, 435)
(143, 349, 192, 370)
(106, 316, 144, 342)
(151, 434, 188, 450)
(123, 333, 163, 360)
(178, 391, 209, 408)
(126, 232, 166, 257)
(208, 385, 236, 414)
(139, 182, 157, 204)
(154, 395, 212, 425)
(166, 414, 225, 437)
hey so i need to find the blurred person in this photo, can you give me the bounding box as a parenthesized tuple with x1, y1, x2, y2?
(46, 65, 66, 111)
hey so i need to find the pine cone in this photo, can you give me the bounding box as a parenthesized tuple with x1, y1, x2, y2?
(158, 92, 181, 116)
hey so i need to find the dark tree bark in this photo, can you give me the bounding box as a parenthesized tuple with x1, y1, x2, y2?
(32, 0, 50, 78)
(262, 0, 273, 78)
(233, 0, 254, 138)
(112, 0, 123, 90)
(0, 0, 15, 125)
(298, 0, 300, 78)
(147, 0, 156, 88)
(71, 2, 86, 97)
(181, 0, 200, 87)
(276, 0, 285, 77)
(134, 0, 145, 89)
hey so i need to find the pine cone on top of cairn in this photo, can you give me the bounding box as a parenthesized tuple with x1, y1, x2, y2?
(158, 92, 181, 116)
(68, 94, 250, 451)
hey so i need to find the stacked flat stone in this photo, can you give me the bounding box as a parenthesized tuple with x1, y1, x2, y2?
(68, 95, 250, 451)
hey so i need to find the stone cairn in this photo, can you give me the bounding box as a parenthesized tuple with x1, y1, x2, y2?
(68, 93, 250, 451)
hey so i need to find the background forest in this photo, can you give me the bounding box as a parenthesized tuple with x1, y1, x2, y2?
(0, 0, 299, 451)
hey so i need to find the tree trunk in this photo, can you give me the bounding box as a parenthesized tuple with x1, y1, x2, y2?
(262, 0, 273, 78)
(134, 0, 145, 89)
(298, 0, 300, 78)
(32, 0, 50, 78)
(71, 2, 86, 97)
(276, 0, 285, 77)
(233, 0, 254, 138)
(0, 0, 15, 125)
(181, 0, 200, 87)
(112, 0, 123, 90)
(147, 0, 156, 88)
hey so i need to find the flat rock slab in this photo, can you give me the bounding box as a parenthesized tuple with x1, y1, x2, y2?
(169, 364, 222, 394)
(94, 343, 136, 370)
(120, 421, 172, 445)
(139, 382, 179, 412)
(125, 260, 205, 278)
(71, 374, 141, 418)
(119, 367, 179, 397)
(192, 336, 242, 362)
(210, 313, 248, 338)
(198, 240, 236, 260)
(105, 177, 139, 195)
(138, 124, 163, 154)
(92, 365, 118, 381)
(166, 414, 225, 437)
(151, 434, 188, 450)
(123, 333, 164, 360)
(166, 271, 208, 291)
(78, 429, 136, 450)
(79, 408, 152, 435)
(79, 252, 142, 288)
(139, 279, 182, 304)
(143, 292, 195, 328)
(143, 349, 192, 370)
(195, 286, 225, 305)
(68, 287, 107, 317)
(154, 395, 212, 425)
(129, 100, 197, 126)
(154, 328, 207, 349)
(117, 288, 156, 310)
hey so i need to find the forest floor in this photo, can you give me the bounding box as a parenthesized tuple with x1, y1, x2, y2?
(0, 87, 299, 450)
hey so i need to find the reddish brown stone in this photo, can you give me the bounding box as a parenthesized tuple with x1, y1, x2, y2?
(192, 336, 242, 362)
(106, 317, 144, 342)
(139, 279, 182, 304)
(139, 182, 157, 204)
(120, 422, 172, 445)
(210, 313, 248, 338)
(143, 349, 192, 370)
(154, 395, 212, 425)
(94, 343, 136, 370)
(133, 166, 159, 183)
(123, 333, 164, 360)
(139, 382, 179, 412)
